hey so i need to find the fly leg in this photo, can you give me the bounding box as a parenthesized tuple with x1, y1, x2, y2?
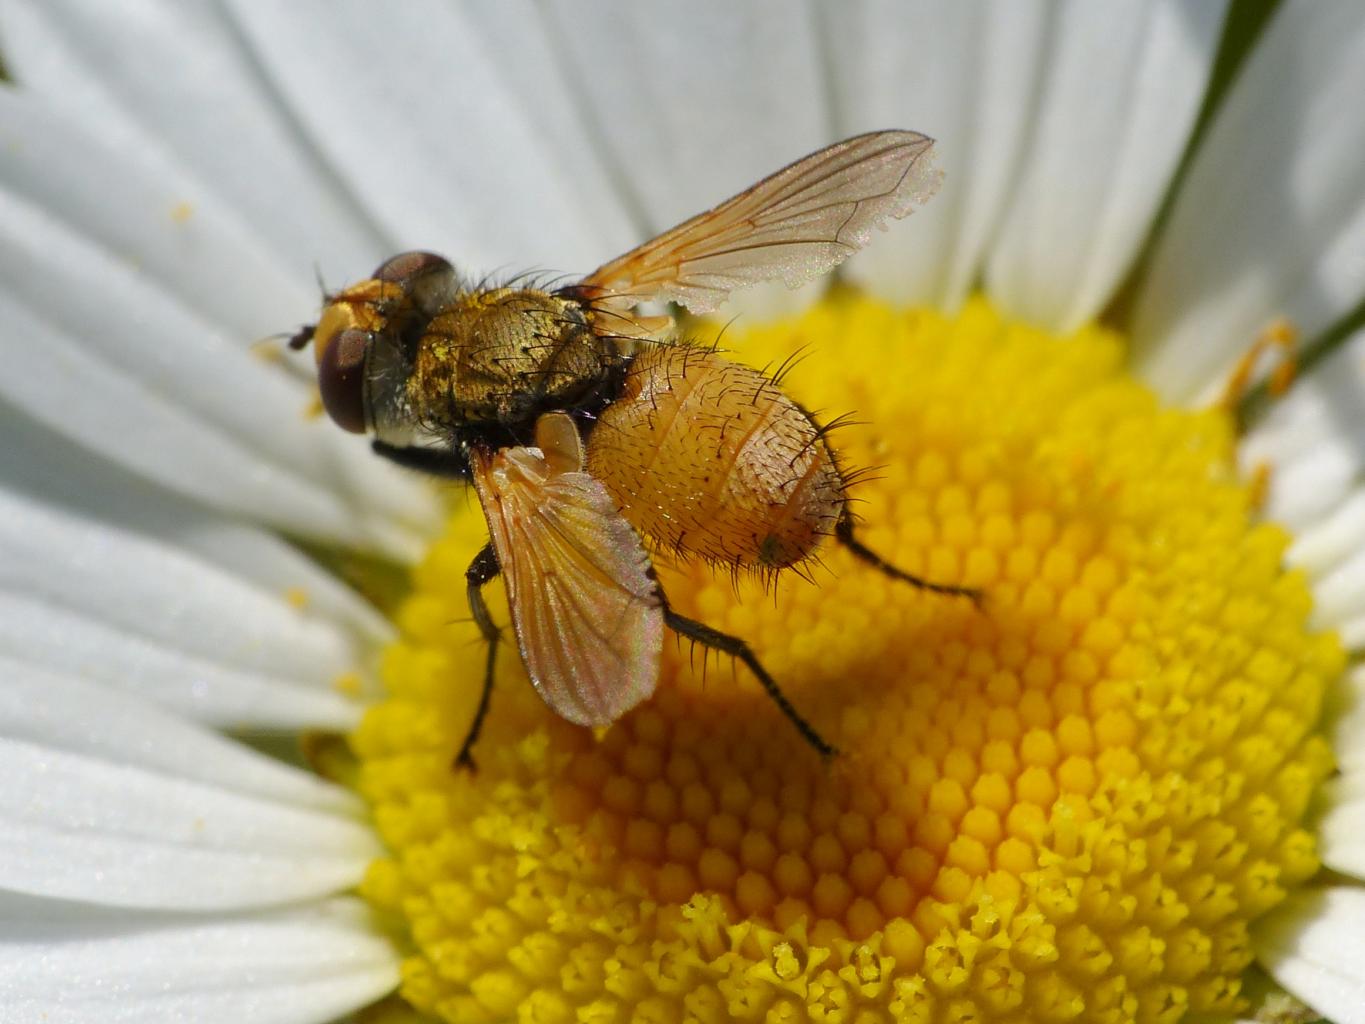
(456, 542, 501, 771)
(659, 592, 837, 760)
(373, 440, 472, 480)
(835, 513, 982, 605)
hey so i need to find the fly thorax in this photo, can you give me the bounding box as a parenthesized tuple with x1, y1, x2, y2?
(408, 288, 611, 430)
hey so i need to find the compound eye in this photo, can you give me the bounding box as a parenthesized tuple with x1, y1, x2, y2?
(372, 251, 452, 284)
(318, 328, 370, 433)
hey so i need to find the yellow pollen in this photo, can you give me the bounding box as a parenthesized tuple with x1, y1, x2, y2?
(351, 296, 1342, 1023)
(333, 670, 364, 698)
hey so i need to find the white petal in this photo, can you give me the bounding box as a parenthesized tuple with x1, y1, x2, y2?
(0, 479, 359, 689)
(0, 736, 379, 910)
(0, 107, 439, 555)
(1256, 886, 1365, 1024)
(1238, 329, 1365, 645)
(0, 88, 307, 345)
(1320, 775, 1365, 878)
(0, 660, 361, 814)
(0, 408, 393, 647)
(1255, 446, 1358, 536)
(1134, 0, 1365, 403)
(1328, 663, 1365, 775)
(430, 0, 653, 245)
(1311, 560, 1365, 650)
(1286, 490, 1365, 646)
(1289, 492, 1365, 583)
(986, 0, 1227, 332)
(542, 0, 829, 318)
(543, 0, 826, 231)
(0, 458, 377, 728)
(1241, 328, 1365, 535)
(0, 897, 398, 1024)
(224, 0, 637, 277)
(820, 0, 1049, 310)
(0, 594, 364, 731)
(0, 0, 390, 284)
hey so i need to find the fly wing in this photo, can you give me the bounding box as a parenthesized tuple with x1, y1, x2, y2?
(470, 444, 663, 727)
(575, 130, 940, 316)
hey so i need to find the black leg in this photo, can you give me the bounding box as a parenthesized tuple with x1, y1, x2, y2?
(661, 598, 838, 761)
(835, 514, 982, 605)
(456, 543, 501, 771)
(373, 440, 472, 481)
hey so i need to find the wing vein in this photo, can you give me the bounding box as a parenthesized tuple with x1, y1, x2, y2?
(470, 447, 663, 727)
(578, 130, 940, 315)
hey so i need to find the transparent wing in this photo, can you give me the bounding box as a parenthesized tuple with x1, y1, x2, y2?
(470, 444, 663, 727)
(575, 130, 941, 315)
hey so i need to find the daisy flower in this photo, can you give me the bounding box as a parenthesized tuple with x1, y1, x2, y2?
(2, 2, 1364, 1023)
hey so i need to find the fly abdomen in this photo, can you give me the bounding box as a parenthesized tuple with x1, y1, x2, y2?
(587, 345, 845, 569)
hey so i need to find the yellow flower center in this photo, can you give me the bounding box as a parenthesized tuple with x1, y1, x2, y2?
(352, 296, 1342, 1024)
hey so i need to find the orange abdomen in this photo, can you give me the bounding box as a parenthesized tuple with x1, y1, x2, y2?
(587, 346, 845, 569)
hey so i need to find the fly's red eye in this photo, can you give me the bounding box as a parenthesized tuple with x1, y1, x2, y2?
(372, 251, 451, 284)
(318, 328, 370, 433)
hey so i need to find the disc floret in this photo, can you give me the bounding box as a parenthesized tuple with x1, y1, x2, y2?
(353, 295, 1341, 1023)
